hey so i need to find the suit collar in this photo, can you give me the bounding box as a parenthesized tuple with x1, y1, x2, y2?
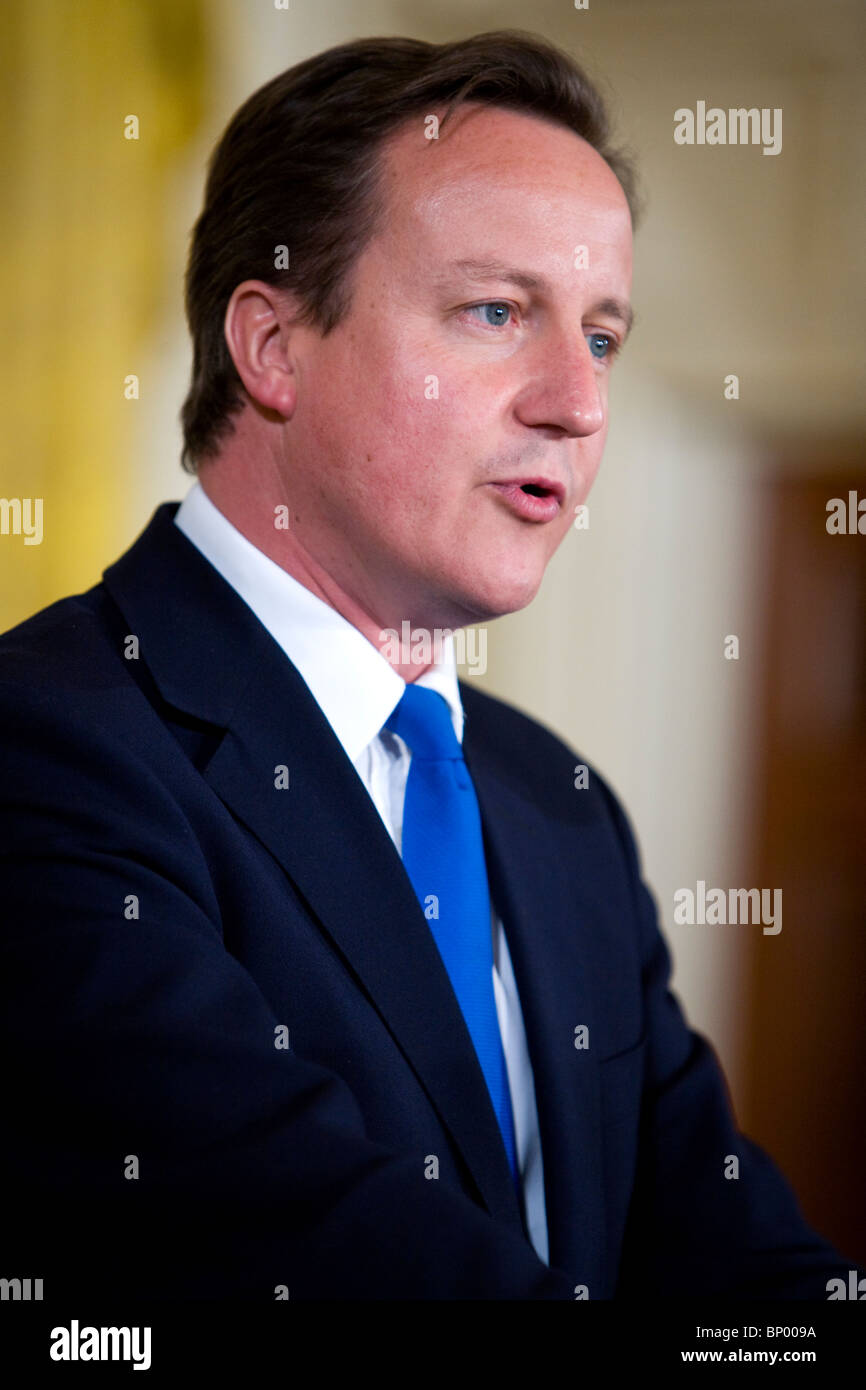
(104, 502, 259, 726)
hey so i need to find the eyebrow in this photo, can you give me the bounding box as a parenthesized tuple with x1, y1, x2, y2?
(440, 258, 635, 340)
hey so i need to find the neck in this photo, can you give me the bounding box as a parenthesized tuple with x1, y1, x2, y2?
(196, 469, 438, 682)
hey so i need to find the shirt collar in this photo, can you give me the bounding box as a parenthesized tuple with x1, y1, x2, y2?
(173, 482, 464, 763)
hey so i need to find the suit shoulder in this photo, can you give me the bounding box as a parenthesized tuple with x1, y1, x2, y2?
(459, 679, 625, 820)
(0, 583, 131, 696)
(0, 586, 205, 870)
(459, 680, 579, 760)
(0, 583, 163, 777)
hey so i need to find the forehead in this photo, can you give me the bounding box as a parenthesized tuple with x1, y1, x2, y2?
(376, 102, 632, 269)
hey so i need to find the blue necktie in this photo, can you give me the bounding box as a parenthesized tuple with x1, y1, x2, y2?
(386, 683, 519, 1185)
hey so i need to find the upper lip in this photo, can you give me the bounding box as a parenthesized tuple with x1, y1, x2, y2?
(491, 476, 566, 505)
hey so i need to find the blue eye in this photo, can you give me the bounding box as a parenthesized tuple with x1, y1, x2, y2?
(467, 302, 513, 327)
(587, 332, 616, 361)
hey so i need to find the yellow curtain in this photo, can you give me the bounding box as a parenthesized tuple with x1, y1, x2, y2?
(0, 0, 207, 631)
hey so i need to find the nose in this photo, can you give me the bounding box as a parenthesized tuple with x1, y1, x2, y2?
(512, 333, 606, 438)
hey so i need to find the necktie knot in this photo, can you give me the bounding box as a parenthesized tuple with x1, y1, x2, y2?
(385, 683, 461, 762)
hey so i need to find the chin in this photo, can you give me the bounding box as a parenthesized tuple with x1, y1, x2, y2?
(458, 569, 544, 623)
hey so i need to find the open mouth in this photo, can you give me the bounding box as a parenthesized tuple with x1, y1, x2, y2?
(488, 479, 564, 522)
(520, 483, 552, 498)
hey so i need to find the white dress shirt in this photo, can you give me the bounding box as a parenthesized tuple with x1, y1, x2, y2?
(175, 482, 549, 1262)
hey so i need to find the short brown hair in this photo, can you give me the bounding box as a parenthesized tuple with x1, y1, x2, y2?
(179, 30, 640, 471)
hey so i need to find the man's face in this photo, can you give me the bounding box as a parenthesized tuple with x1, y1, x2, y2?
(283, 102, 633, 631)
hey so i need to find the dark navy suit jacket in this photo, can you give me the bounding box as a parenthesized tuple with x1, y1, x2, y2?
(0, 504, 852, 1300)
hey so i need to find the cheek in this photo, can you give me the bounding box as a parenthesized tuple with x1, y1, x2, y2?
(345, 341, 452, 454)
(368, 369, 472, 496)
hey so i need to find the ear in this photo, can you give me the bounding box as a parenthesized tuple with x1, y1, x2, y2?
(223, 280, 299, 420)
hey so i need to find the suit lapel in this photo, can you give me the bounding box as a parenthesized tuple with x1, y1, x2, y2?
(103, 505, 524, 1236)
(462, 689, 606, 1291)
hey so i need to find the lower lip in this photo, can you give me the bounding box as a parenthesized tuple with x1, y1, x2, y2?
(488, 483, 562, 523)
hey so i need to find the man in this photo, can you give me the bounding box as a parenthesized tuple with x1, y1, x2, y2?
(0, 31, 854, 1301)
